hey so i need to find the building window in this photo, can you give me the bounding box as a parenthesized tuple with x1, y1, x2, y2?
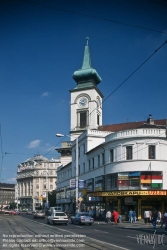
(83, 163, 85, 172)
(92, 158, 94, 169)
(78, 147, 80, 157)
(83, 144, 85, 154)
(50, 178, 53, 183)
(126, 146, 132, 160)
(97, 114, 99, 125)
(78, 165, 80, 175)
(36, 184, 39, 189)
(80, 111, 87, 127)
(110, 149, 114, 162)
(50, 185, 53, 189)
(89, 160, 91, 170)
(98, 155, 100, 167)
(149, 145, 155, 159)
(78, 111, 88, 128)
(102, 153, 105, 165)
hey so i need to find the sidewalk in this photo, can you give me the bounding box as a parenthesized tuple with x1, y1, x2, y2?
(94, 220, 167, 232)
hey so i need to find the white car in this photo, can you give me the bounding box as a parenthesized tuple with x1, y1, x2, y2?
(47, 211, 68, 225)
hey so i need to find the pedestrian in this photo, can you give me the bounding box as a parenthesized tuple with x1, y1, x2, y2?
(163, 211, 167, 232)
(128, 209, 133, 223)
(152, 210, 158, 229)
(112, 209, 119, 225)
(132, 210, 136, 223)
(106, 210, 112, 225)
(144, 210, 150, 224)
(160, 212, 165, 228)
(157, 210, 161, 224)
(103, 209, 107, 223)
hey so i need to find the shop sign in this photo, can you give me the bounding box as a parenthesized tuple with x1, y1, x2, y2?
(88, 197, 103, 201)
(87, 190, 167, 197)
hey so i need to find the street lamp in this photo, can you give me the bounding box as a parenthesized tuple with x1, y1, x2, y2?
(56, 133, 79, 212)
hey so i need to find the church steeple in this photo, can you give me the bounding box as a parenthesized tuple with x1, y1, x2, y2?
(81, 37, 91, 69)
(72, 37, 102, 89)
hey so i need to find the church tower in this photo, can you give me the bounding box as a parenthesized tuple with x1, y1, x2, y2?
(70, 37, 103, 138)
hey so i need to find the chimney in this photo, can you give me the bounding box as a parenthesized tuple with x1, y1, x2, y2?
(147, 114, 154, 125)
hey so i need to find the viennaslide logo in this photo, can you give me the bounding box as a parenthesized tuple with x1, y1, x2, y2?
(136, 230, 164, 249)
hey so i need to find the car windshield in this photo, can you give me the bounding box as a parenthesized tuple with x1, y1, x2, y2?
(55, 212, 66, 216)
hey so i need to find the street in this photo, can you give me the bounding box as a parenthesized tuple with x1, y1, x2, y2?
(0, 213, 167, 250)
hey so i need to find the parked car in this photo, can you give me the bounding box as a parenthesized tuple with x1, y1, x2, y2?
(71, 212, 94, 225)
(34, 211, 45, 219)
(47, 211, 68, 225)
(9, 210, 17, 215)
(14, 210, 20, 215)
(26, 210, 33, 215)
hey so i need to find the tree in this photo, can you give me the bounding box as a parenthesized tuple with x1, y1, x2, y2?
(48, 190, 56, 207)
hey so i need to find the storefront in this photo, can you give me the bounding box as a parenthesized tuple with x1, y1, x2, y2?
(87, 190, 167, 220)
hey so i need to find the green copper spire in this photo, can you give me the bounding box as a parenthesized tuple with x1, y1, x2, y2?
(72, 37, 102, 88)
(81, 37, 91, 69)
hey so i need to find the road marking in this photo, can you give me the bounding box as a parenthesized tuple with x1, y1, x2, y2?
(127, 236, 137, 239)
(94, 229, 108, 233)
(21, 217, 130, 249)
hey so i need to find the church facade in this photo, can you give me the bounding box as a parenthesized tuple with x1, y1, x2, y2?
(56, 38, 167, 220)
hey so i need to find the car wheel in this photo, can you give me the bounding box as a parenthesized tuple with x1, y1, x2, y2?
(47, 219, 50, 224)
(65, 223, 68, 226)
(89, 223, 92, 226)
(71, 220, 73, 224)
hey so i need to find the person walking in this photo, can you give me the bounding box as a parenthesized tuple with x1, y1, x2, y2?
(132, 210, 137, 223)
(106, 210, 112, 225)
(152, 210, 158, 229)
(160, 212, 165, 228)
(157, 210, 161, 224)
(163, 211, 167, 232)
(103, 209, 107, 223)
(128, 209, 133, 223)
(144, 210, 150, 224)
(112, 209, 119, 225)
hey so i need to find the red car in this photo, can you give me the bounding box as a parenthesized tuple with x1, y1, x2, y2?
(9, 210, 17, 215)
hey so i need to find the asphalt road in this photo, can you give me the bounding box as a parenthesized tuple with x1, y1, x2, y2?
(1, 213, 167, 250)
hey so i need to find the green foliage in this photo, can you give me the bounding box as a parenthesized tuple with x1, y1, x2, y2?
(48, 190, 56, 207)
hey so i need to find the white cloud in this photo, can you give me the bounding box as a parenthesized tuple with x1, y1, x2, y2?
(5, 178, 16, 184)
(41, 92, 49, 97)
(27, 140, 41, 148)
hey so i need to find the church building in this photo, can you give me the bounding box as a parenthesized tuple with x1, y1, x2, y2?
(56, 38, 167, 220)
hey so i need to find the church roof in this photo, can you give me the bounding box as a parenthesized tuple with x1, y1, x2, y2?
(72, 37, 102, 88)
(98, 117, 167, 132)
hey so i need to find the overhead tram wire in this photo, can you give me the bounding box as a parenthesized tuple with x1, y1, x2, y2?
(19, 0, 167, 35)
(45, 40, 167, 157)
(86, 40, 167, 129)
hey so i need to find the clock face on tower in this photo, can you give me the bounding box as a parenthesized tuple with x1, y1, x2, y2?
(78, 97, 88, 107)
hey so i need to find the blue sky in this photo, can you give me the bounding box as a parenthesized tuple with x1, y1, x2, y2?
(0, 0, 167, 183)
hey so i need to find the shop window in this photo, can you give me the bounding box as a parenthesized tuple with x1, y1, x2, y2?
(126, 146, 132, 160)
(149, 145, 155, 159)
